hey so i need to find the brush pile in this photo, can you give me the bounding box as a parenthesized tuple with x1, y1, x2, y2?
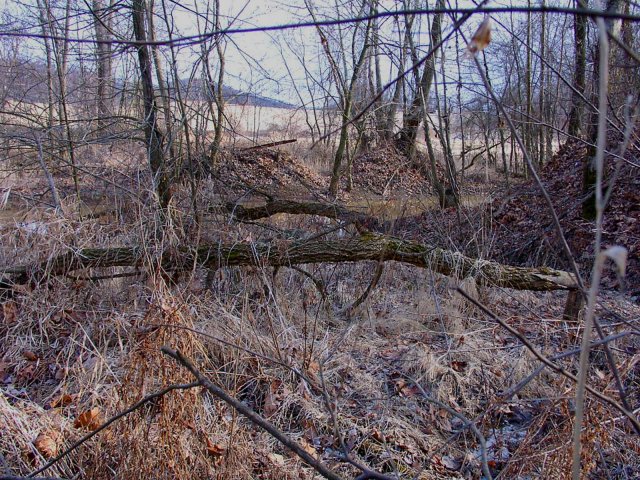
(491, 138, 640, 296)
(349, 145, 436, 196)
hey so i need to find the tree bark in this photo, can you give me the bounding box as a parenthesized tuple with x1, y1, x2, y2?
(396, 0, 444, 158)
(132, 0, 171, 212)
(4, 233, 577, 292)
(222, 198, 379, 229)
(568, 0, 587, 138)
(582, 0, 621, 220)
(327, 0, 374, 197)
(93, 0, 113, 129)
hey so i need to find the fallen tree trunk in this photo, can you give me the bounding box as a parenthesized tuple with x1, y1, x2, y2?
(240, 139, 297, 151)
(223, 198, 379, 228)
(4, 233, 577, 291)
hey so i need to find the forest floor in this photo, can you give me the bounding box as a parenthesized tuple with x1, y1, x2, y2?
(0, 139, 639, 479)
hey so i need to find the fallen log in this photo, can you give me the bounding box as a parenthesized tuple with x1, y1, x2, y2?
(3, 233, 577, 291)
(223, 198, 379, 228)
(240, 138, 297, 151)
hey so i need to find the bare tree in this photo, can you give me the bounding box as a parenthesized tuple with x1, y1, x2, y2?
(92, 0, 113, 130)
(396, 0, 445, 159)
(132, 0, 171, 212)
(582, 0, 623, 220)
(568, 0, 587, 138)
(305, 0, 375, 197)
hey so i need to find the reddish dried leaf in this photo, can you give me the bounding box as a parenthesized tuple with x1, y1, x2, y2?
(467, 17, 492, 55)
(23, 350, 38, 361)
(263, 381, 280, 417)
(74, 407, 102, 430)
(34, 431, 61, 459)
(299, 437, 317, 458)
(50, 393, 75, 408)
(394, 378, 419, 397)
(451, 360, 467, 372)
(1, 301, 18, 325)
(371, 429, 386, 442)
(205, 437, 225, 466)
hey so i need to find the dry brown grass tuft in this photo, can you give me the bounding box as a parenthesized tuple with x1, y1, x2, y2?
(1, 184, 639, 479)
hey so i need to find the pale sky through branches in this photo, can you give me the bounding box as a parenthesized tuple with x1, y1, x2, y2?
(0, 0, 578, 106)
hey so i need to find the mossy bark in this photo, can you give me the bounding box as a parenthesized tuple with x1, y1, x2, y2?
(5, 234, 578, 292)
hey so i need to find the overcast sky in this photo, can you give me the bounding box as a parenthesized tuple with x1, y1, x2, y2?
(165, 0, 494, 103)
(0, 0, 579, 105)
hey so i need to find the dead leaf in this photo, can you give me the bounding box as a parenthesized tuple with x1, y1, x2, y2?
(299, 437, 317, 458)
(74, 407, 102, 430)
(23, 350, 38, 361)
(451, 360, 467, 372)
(267, 452, 285, 465)
(50, 393, 74, 408)
(34, 430, 61, 459)
(205, 437, 225, 466)
(54, 366, 68, 381)
(1, 301, 18, 325)
(441, 454, 461, 470)
(371, 429, 387, 442)
(263, 381, 280, 417)
(394, 379, 419, 397)
(467, 16, 492, 55)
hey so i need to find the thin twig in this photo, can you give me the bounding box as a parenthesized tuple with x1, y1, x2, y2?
(401, 373, 492, 480)
(342, 261, 384, 319)
(288, 265, 329, 302)
(572, 17, 610, 479)
(161, 347, 344, 480)
(455, 287, 640, 433)
(28, 382, 200, 478)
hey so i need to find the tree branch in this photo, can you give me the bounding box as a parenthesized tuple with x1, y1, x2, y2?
(161, 347, 344, 480)
(4, 234, 578, 292)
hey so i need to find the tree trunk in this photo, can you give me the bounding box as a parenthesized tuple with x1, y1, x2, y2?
(582, 0, 621, 220)
(147, 0, 176, 168)
(538, 1, 546, 167)
(328, 0, 374, 198)
(4, 234, 578, 292)
(568, 0, 587, 138)
(132, 0, 171, 212)
(93, 0, 113, 129)
(396, 0, 444, 158)
(221, 198, 379, 228)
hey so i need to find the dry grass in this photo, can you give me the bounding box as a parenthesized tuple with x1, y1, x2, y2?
(1, 173, 639, 480)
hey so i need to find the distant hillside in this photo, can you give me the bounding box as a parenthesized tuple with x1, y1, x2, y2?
(0, 57, 296, 110)
(179, 79, 296, 109)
